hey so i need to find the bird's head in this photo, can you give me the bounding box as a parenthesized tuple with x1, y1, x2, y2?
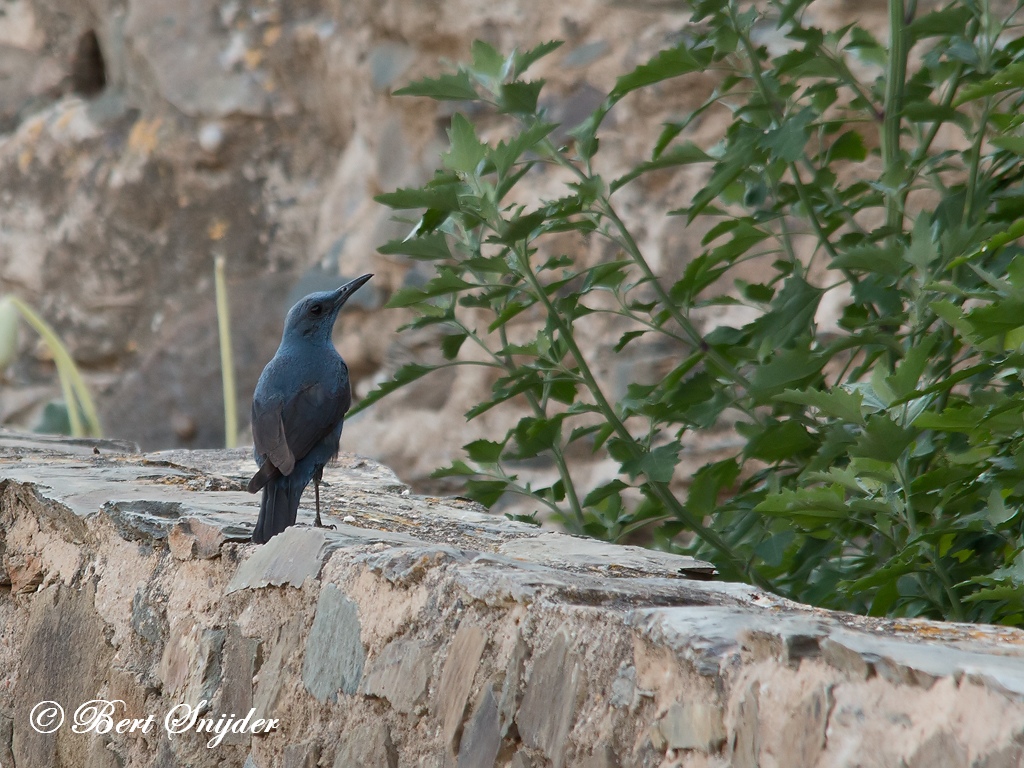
(283, 273, 373, 343)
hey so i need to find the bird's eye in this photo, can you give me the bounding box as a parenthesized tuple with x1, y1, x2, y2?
(309, 303, 323, 317)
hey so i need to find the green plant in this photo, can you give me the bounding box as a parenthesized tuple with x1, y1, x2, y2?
(360, 0, 1024, 624)
(0, 295, 102, 437)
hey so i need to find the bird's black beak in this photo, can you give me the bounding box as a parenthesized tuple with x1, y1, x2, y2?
(330, 274, 373, 310)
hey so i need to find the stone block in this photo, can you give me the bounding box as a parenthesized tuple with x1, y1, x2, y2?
(362, 638, 432, 713)
(436, 621, 488, 750)
(216, 623, 260, 746)
(580, 742, 620, 768)
(656, 700, 726, 753)
(458, 686, 501, 768)
(254, 616, 303, 717)
(284, 740, 320, 768)
(302, 584, 365, 702)
(227, 527, 328, 592)
(159, 622, 224, 704)
(12, 583, 114, 768)
(777, 685, 832, 768)
(729, 682, 760, 768)
(517, 629, 581, 768)
(498, 631, 528, 737)
(907, 730, 969, 768)
(168, 517, 232, 560)
(332, 722, 398, 768)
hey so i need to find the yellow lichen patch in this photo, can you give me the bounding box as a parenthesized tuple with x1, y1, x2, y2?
(243, 48, 263, 70)
(128, 118, 163, 155)
(54, 107, 78, 133)
(16, 117, 46, 172)
(17, 148, 33, 173)
(151, 475, 191, 486)
(22, 115, 45, 143)
(208, 218, 229, 241)
(262, 25, 282, 46)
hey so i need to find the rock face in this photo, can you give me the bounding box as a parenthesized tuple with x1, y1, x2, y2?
(0, 431, 1023, 767)
(0, 0, 875, 497)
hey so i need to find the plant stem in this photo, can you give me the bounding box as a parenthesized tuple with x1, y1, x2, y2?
(214, 255, 238, 449)
(598, 199, 755, 392)
(496, 325, 587, 531)
(513, 243, 758, 581)
(460, 316, 588, 531)
(882, 0, 908, 234)
(9, 296, 101, 437)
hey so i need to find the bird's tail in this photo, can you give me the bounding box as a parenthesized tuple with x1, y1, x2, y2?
(252, 474, 305, 544)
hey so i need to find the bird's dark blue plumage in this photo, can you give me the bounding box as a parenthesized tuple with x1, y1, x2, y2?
(248, 274, 372, 544)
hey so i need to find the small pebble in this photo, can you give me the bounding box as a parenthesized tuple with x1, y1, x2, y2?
(198, 122, 225, 153)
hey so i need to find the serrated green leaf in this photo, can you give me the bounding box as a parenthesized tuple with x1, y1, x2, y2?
(513, 40, 564, 77)
(465, 479, 509, 507)
(955, 61, 1024, 105)
(761, 108, 815, 162)
(913, 404, 986, 432)
(620, 442, 681, 483)
(443, 113, 487, 173)
(775, 387, 865, 424)
(614, 330, 646, 352)
(394, 71, 480, 100)
(378, 232, 452, 260)
(490, 121, 558, 177)
(497, 209, 547, 242)
(755, 484, 848, 519)
(488, 299, 534, 332)
(687, 154, 748, 222)
(471, 40, 505, 78)
(440, 332, 467, 360)
(686, 458, 740, 517)
(465, 438, 504, 463)
(499, 80, 544, 113)
(966, 298, 1024, 340)
(611, 43, 711, 100)
(582, 260, 632, 291)
(991, 136, 1024, 155)
(828, 130, 868, 162)
(508, 415, 564, 460)
(907, 5, 973, 40)
(744, 419, 815, 462)
(750, 347, 826, 396)
(610, 142, 712, 193)
(583, 479, 629, 507)
(851, 414, 915, 463)
(350, 362, 436, 415)
(755, 530, 796, 567)
(830, 243, 904, 277)
(748, 275, 823, 354)
(375, 182, 463, 211)
(886, 332, 939, 400)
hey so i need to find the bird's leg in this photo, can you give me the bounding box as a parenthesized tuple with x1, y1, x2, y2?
(313, 466, 336, 530)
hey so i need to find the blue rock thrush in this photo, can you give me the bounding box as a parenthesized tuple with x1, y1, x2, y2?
(247, 274, 373, 544)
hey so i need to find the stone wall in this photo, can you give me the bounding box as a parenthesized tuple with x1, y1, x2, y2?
(0, 430, 1022, 768)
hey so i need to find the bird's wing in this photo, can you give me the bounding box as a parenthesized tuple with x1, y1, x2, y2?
(251, 391, 296, 476)
(253, 377, 350, 470)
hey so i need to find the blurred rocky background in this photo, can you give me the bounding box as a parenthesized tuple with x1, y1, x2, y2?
(0, 0, 871, 497)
